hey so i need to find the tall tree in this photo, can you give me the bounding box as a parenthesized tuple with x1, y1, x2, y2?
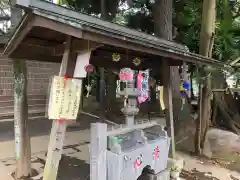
(153, 0, 193, 140)
(210, 0, 240, 134)
(100, 0, 118, 120)
(195, 0, 216, 154)
(11, 2, 31, 178)
(152, 0, 177, 157)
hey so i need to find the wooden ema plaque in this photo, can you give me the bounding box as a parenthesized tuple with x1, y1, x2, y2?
(48, 76, 82, 120)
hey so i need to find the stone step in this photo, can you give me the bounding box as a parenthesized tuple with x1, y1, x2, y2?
(0, 106, 46, 120)
(0, 95, 47, 111)
(0, 103, 46, 110)
(0, 95, 46, 102)
(0, 99, 47, 107)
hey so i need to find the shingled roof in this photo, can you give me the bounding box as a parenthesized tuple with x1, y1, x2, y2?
(3, 0, 225, 67)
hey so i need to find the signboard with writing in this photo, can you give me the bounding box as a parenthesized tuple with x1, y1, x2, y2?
(48, 76, 82, 120)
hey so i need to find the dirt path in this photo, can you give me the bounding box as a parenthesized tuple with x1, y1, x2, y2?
(177, 152, 240, 180)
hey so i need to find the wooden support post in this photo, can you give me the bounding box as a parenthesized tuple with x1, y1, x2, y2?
(169, 66, 176, 159)
(43, 36, 77, 180)
(90, 123, 107, 180)
(99, 68, 105, 121)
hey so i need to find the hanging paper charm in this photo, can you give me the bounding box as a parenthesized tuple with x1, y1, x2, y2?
(85, 85, 92, 98)
(84, 64, 94, 73)
(182, 80, 190, 90)
(133, 57, 141, 66)
(180, 80, 190, 111)
(85, 64, 94, 98)
(112, 53, 121, 62)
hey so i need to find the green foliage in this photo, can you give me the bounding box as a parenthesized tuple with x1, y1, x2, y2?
(214, 0, 240, 61)
(124, 0, 154, 34)
(61, 0, 123, 20)
(173, 0, 202, 53)
(62, 0, 239, 82)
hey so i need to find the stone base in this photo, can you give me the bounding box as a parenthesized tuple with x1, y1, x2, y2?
(155, 169, 170, 180)
(167, 158, 185, 170)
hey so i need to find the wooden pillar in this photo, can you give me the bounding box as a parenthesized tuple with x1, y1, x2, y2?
(99, 68, 105, 120)
(43, 36, 77, 180)
(168, 67, 175, 158)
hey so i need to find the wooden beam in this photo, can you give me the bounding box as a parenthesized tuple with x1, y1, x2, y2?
(0, 15, 10, 21)
(18, 43, 53, 54)
(212, 88, 240, 93)
(168, 66, 176, 159)
(82, 31, 170, 58)
(94, 49, 149, 62)
(33, 16, 83, 39)
(12, 51, 61, 62)
(90, 55, 153, 70)
(20, 37, 102, 56)
(43, 36, 76, 180)
(3, 14, 34, 56)
(0, 48, 3, 54)
(82, 31, 220, 67)
(11, 43, 61, 62)
(53, 39, 102, 56)
(22, 36, 62, 46)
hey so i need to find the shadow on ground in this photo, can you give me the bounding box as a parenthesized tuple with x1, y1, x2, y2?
(57, 155, 89, 180)
(181, 169, 220, 180)
(2, 140, 90, 180)
(0, 114, 101, 142)
(31, 155, 89, 180)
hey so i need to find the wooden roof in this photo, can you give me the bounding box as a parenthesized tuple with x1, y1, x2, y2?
(2, 0, 224, 69)
(0, 35, 8, 49)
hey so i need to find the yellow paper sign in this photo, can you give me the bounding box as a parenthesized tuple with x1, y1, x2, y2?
(159, 86, 165, 110)
(48, 76, 82, 120)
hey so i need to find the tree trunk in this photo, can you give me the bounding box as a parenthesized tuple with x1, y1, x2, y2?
(153, 0, 191, 140)
(153, 0, 172, 125)
(11, 3, 31, 179)
(195, 0, 216, 154)
(99, 0, 107, 120)
(211, 71, 240, 133)
(153, 0, 177, 157)
(100, 0, 118, 120)
(149, 69, 157, 112)
(13, 59, 31, 178)
(105, 70, 117, 118)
